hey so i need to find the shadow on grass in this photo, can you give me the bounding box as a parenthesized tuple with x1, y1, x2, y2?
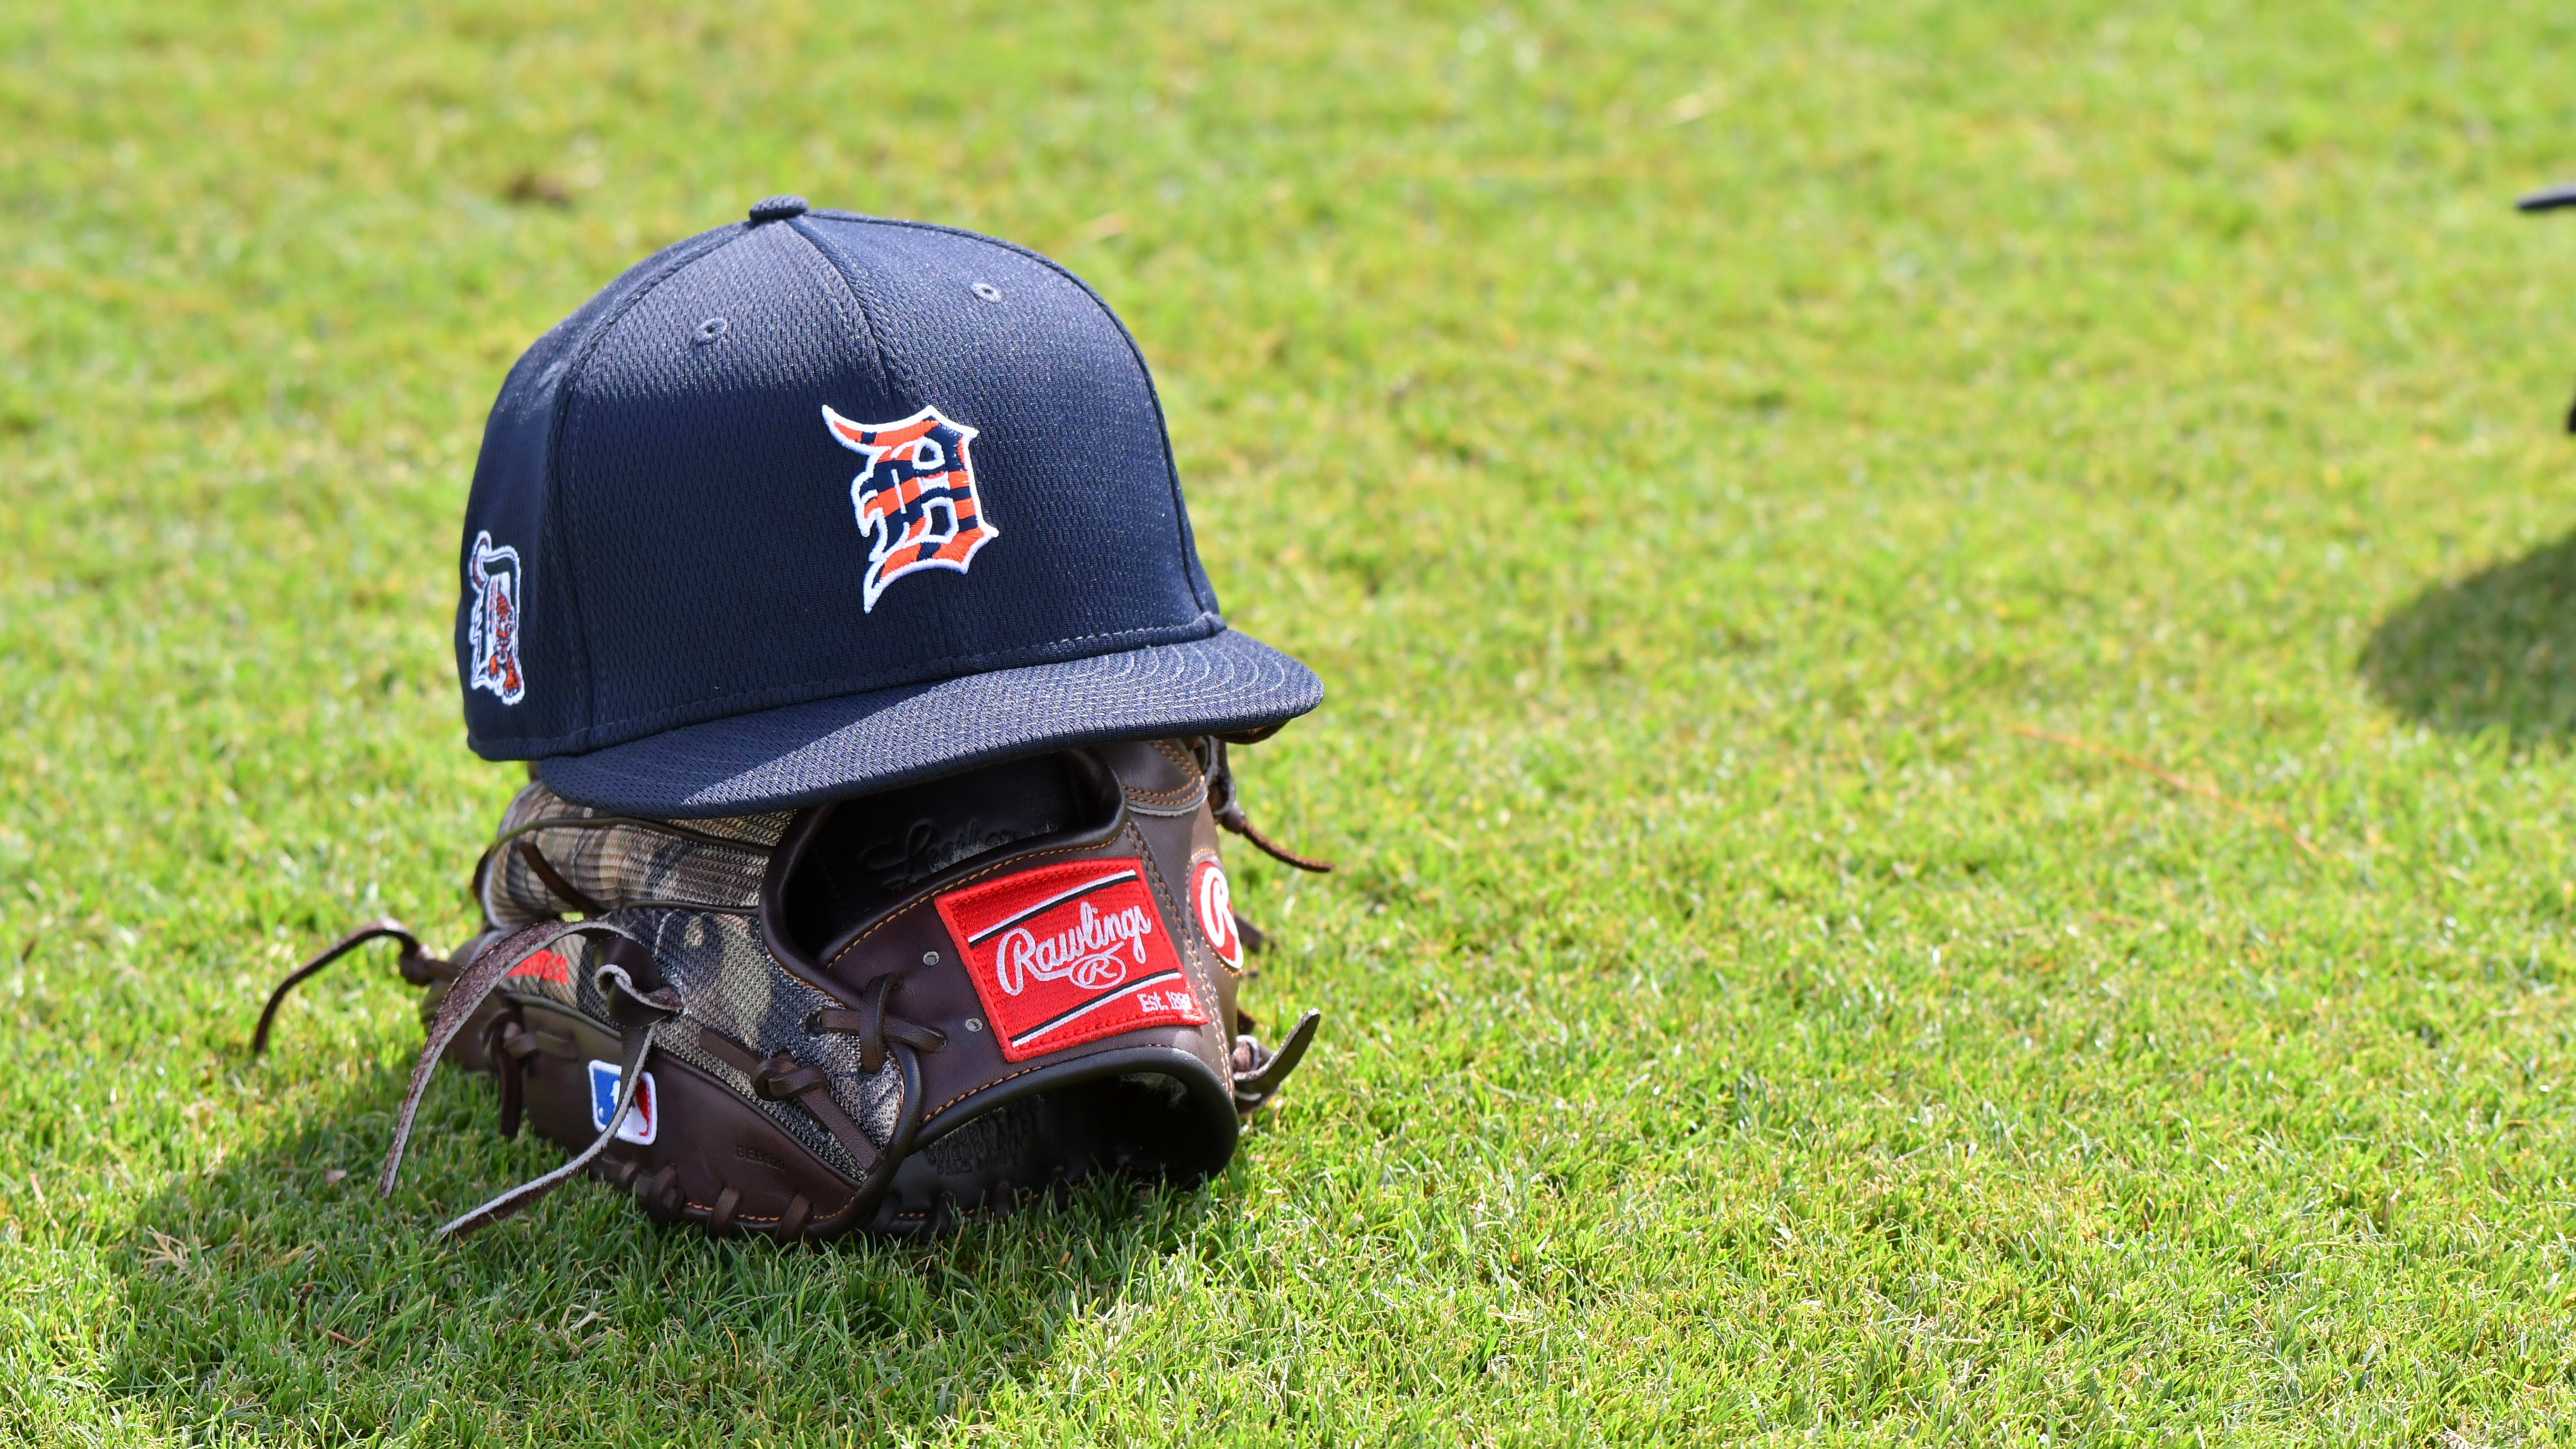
(2362, 530, 2576, 747)
(104, 1063, 1206, 1441)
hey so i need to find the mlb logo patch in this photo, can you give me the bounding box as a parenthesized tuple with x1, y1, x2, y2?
(820, 403, 999, 612)
(934, 859, 1205, 1062)
(466, 530, 526, 705)
(586, 1059, 659, 1145)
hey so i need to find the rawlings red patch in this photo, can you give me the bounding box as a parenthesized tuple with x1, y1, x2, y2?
(934, 859, 1205, 1062)
(1189, 857, 1243, 970)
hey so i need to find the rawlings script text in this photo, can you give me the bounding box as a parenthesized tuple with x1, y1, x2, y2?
(994, 900, 1157, 996)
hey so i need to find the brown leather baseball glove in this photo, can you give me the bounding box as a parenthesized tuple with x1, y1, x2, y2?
(254, 737, 1321, 1240)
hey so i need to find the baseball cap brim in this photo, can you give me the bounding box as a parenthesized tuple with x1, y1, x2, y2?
(536, 628, 1323, 818)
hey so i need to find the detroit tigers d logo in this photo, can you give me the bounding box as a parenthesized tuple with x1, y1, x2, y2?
(820, 403, 998, 612)
(466, 530, 526, 705)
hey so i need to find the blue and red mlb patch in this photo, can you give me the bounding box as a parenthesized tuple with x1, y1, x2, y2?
(587, 1059, 659, 1145)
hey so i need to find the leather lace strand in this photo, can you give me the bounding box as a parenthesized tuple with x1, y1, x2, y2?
(250, 919, 443, 1058)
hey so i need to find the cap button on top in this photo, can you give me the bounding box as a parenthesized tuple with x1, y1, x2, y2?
(748, 194, 809, 223)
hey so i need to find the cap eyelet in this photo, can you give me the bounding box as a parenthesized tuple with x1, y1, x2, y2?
(693, 317, 729, 346)
(963, 1017, 984, 1032)
(970, 281, 1004, 304)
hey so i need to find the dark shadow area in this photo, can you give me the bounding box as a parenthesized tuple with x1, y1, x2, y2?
(103, 1062, 1210, 1441)
(2362, 530, 2576, 746)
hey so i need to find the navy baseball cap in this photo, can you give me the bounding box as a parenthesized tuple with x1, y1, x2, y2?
(453, 195, 1320, 817)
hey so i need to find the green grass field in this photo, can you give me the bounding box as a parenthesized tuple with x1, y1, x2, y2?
(10, 0, 2576, 1442)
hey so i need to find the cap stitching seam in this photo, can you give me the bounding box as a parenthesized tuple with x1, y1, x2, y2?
(539, 224, 755, 744)
(781, 215, 914, 406)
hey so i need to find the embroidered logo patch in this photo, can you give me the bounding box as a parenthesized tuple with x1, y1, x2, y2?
(507, 947, 571, 986)
(820, 403, 999, 612)
(586, 1060, 659, 1145)
(933, 859, 1206, 1062)
(466, 530, 526, 704)
(1190, 857, 1243, 970)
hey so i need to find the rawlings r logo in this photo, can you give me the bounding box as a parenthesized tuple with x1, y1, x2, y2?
(820, 403, 999, 612)
(467, 530, 526, 704)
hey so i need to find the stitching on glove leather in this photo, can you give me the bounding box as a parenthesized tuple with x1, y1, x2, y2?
(819, 839, 1104, 975)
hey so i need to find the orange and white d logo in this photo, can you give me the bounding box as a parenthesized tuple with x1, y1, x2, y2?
(821, 403, 1000, 612)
